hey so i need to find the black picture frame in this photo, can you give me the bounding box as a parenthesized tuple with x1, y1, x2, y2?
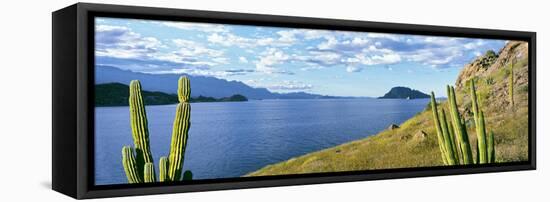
(52, 3, 536, 199)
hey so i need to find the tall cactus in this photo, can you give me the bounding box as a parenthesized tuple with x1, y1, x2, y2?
(430, 81, 496, 165)
(128, 80, 155, 179)
(470, 80, 487, 164)
(168, 77, 192, 181)
(447, 85, 473, 164)
(121, 76, 193, 183)
(430, 92, 451, 165)
(509, 59, 515, 107)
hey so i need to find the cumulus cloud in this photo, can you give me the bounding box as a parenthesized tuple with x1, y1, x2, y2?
(160, 21, 228, 33)
(207, 32, 295, 48)
(95, 19, 505, 83)
(255, 48, 293, 74)
(95, 25, 163, 59)
(172, 39, 223, 58)
(95, 25, 232, 75)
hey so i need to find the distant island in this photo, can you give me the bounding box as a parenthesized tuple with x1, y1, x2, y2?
(378, 87, 430, 99)
(95, 83, 248, 106)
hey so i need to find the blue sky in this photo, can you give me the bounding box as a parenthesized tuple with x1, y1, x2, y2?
(95, 17, 506, 97)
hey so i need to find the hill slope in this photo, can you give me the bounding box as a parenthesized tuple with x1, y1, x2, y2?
(246, 41, 529, 176)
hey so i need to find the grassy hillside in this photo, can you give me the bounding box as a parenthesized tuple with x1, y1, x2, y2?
(246, 41, 529, 177)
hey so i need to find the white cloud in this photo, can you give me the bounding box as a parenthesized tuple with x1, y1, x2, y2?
(160, 21, 228, 32)
(255, 48, 291, 74)
(346, 66, 362, 73)
(296, 51, 342, 66)
(212, 57, 230, 64)
(172, 39, 223, 58)
(239, 56, 249, 63)
(367, 33, 401, 41)
(249, 80, 313, 91)
(95, 25, 163, 59)
(207, 32, 295, 48)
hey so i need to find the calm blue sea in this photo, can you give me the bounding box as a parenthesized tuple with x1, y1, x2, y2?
(94, 98, 429, 185)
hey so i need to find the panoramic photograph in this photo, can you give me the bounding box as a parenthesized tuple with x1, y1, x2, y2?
(94, 17, 529, 185)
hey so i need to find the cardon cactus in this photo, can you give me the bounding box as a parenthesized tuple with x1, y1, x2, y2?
(430, 80, 496, 165)
(509, 59, 515, 107)
(121, 76, 193, 183)
(128, 80, 154, 178)
(470, 80, 488, 164)
(168, 77, 192, 181)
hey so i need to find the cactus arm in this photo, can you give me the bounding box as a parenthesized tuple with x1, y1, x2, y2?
(430, 92, 449, 165)
(168, 77, 192, 181)
(470, 80, 487, 164)
(509, 60, 514, 107)
(129, 80, 155, 177)
(144, 162, 156, 183)
(447, 119, 460, 163)
(447, 85, 474, 164)
(159, 157, 169, 182)
(478, 110, 488, 164)
(439, 109, 457, 165)
(122, 146, 143, 183)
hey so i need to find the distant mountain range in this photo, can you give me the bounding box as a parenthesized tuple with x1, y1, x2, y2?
(378, 87, 430, 99)
(96, 65, 338, 100)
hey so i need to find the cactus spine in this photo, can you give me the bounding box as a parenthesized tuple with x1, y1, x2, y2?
(121, 76, 193, 183)
(168, 77, 192, 181)
(430, 81, 496, 165)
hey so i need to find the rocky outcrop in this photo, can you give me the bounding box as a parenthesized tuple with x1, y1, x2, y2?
(454, 41, 529, 113)
(456, 41, 528, 88)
